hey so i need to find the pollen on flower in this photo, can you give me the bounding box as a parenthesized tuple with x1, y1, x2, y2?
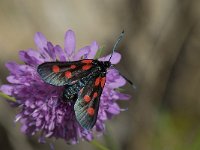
(52, 65, 60, 73)
(87, 107, 95, 116)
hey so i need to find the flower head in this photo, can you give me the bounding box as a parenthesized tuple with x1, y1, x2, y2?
(0, 29, 130, 144)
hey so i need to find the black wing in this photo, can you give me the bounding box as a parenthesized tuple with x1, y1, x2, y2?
(37, 59, 98, 86)
(74, 72, 106, 129)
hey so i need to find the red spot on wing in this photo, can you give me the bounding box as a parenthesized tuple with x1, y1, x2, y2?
(101, 77, 106, 87)
(81, 59, 93, 64)
(87, 107, 95, 116)
(65, 71, 72, 78)
(95, 77, 101, 86)
(70, 65, 76, 69)
(93, 92, 98, 99)
(84, 95, 91, 103)
(52, 65, 60, 73)
(82, 65, 92, 70)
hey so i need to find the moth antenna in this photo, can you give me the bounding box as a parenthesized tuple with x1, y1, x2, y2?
(119, 73, 137, 89)
(112, 66, 136, 89)
(108, 30, 125, 62)
(111, 65, 137, 90)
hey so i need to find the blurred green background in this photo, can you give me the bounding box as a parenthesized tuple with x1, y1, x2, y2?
(0, 0, 200, 150)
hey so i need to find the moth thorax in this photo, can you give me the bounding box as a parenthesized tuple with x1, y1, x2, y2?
(62, 93, 78, 103)
(103, 61, 111, 69)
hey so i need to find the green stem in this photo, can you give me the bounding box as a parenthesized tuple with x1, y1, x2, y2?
(91, 140, 109, 150)
(104, 125, 118, 150)
(0, 92, 16, 102)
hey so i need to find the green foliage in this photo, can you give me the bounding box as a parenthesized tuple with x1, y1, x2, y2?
(151, 111, 200, 150)
(91, 140, 109, 150)
(0, 92, 16, 102)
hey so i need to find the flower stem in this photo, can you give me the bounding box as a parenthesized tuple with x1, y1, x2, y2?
(91, 140, 109, 150)
(0, 92, 16, 102)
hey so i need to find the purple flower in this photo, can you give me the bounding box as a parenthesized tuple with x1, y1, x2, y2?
(0, 29, 130, 144)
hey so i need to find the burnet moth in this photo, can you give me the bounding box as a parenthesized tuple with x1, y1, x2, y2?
(37, 31, 134, 129)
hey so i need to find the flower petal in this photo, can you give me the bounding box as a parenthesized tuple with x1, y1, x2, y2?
(34, 32, 48, 50)
(64, 30, 76, 57)
(98, 110, 107, 121)
(45, 42, 56, 61)
(99, 52, 121, 64)
(21, 125, 28, 133)
(95, 120, 105, 132)
(108, 76, 126, 88)
(5, 62, 20, 74)
(82, 131, 93, 141)
(87, 41, 99, 59)
(115, 92, 131, 100)
(73, 46, 90, 60)
(106, 103, 120, 115)
(54, 45, 66, 61)
(106, 69, 126, 88)
(19, 50, 44, 66)
(7, 76, 20, 84)
(0, 85, 13, 95)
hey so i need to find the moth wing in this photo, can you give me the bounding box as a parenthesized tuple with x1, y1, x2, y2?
(37, 59, 96, 86)
(74, 72, 106, 129)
